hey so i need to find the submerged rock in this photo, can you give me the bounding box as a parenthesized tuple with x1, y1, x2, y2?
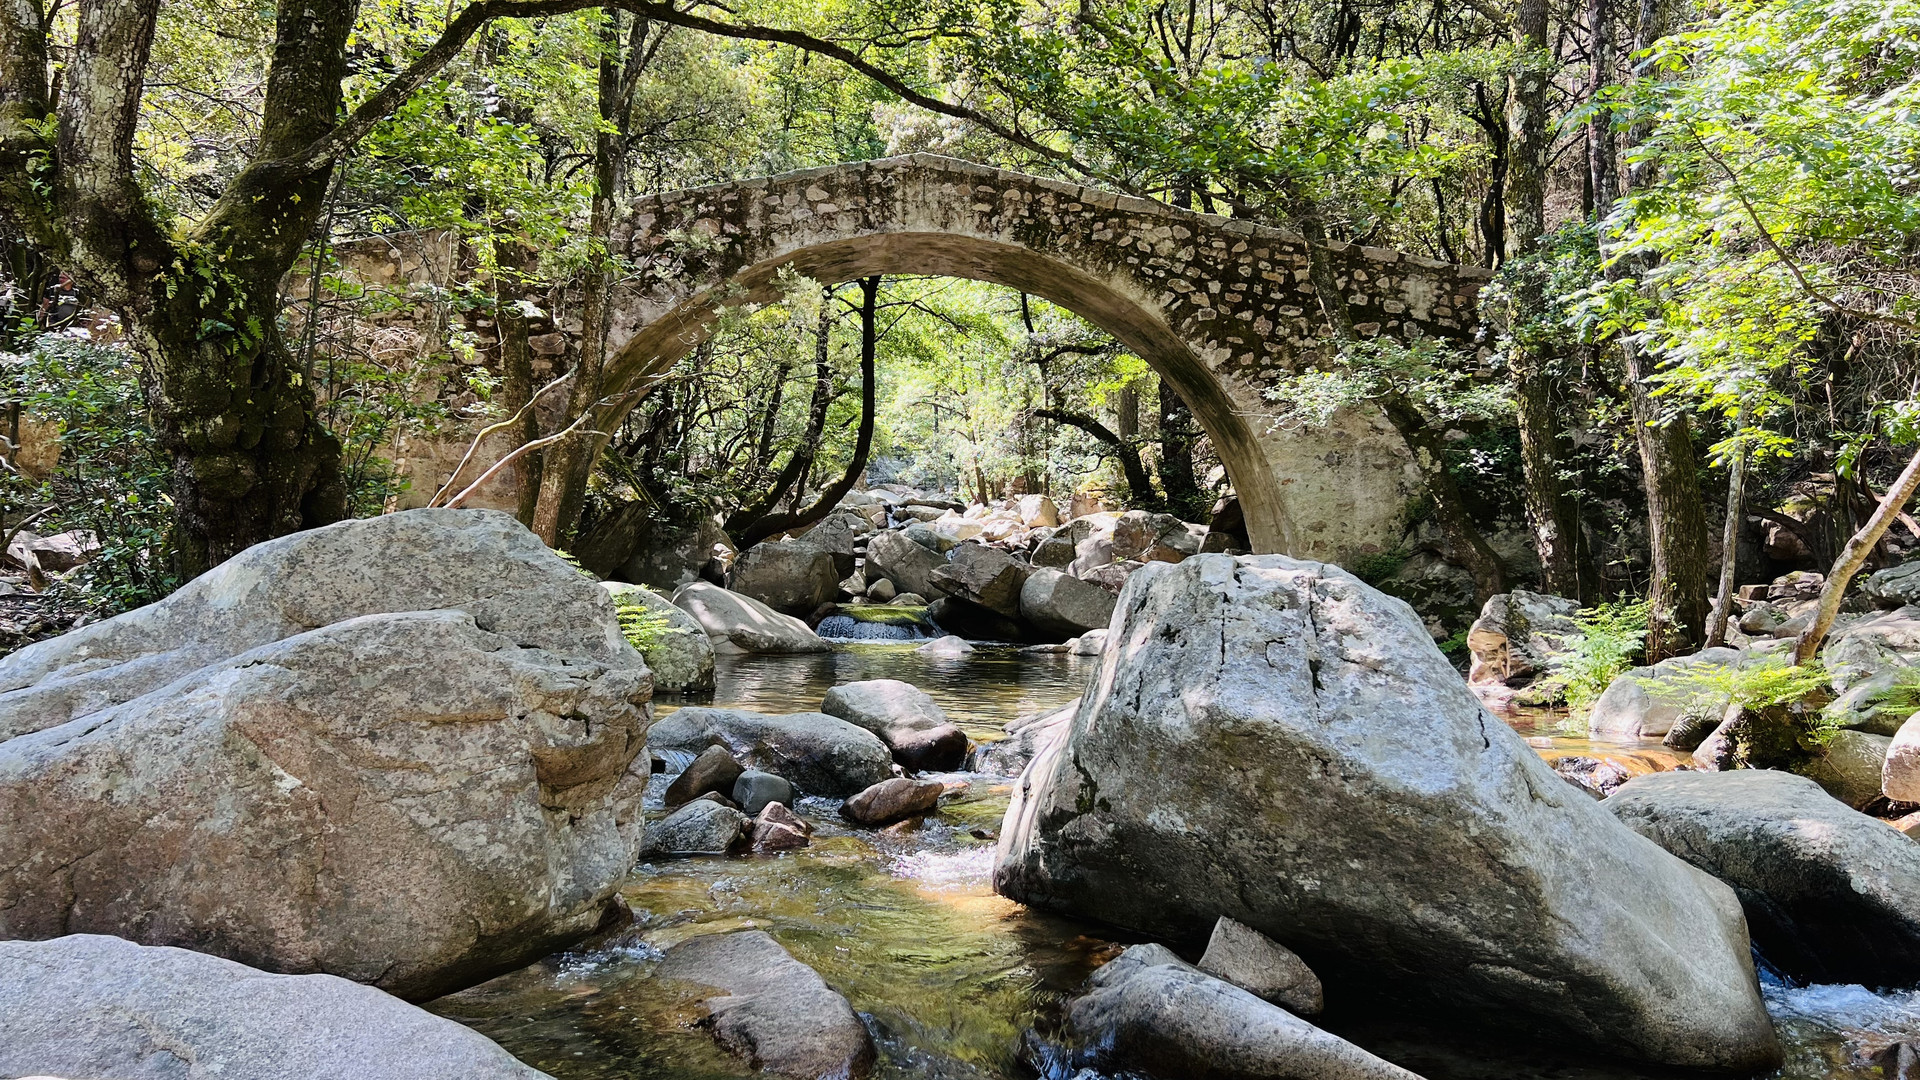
(1065, 944, 1418, 1080)
(732, 770, 795, 816)
(821, 678, 969, 772)
(996, 554, 1779, 1072)
(666, 745, 745, 807)
(671, 581, 832, 655)
(648, 707, 895, 797)
(642, 798, 749, 857)
(840, 776, 944, 826)
(1606, 770, 1920, 987)
(656, 930, 874, 1079)
(1198, 917, 1324, 1017)
(0, 935, 548, 1080)
(0, 511, 650, 1002)
(917, 634, 974, 657)
(750, 802, 813, 852)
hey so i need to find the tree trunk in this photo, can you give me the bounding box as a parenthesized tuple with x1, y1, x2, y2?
(1796, 444, 1920, 663)
(1622, 341, 1712, 657)
(1155, 378, 1205, 521)
(1505, 0, 1592, 601)
(1035, 408, 1165, 511)
(530, 13, 629, 546)
(495, 289, 543, 527)
(736, 277, 881, 547)
(1705, 433, 1748, 648)
(1380, 391, 1510, 604)
(726, 295, 835, 538)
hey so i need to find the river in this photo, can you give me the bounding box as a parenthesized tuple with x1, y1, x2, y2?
(430, 643, 1920, 1080)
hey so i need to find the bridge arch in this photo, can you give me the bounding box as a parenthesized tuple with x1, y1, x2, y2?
(599, 155, 1489, 560)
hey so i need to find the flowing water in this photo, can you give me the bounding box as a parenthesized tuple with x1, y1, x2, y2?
(431, 644, 1918, 1080)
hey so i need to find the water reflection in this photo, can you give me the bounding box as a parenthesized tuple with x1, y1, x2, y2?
(433, 646, 1911, 1080)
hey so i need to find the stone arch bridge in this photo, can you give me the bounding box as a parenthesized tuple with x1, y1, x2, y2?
(596, 154, 1490, 561)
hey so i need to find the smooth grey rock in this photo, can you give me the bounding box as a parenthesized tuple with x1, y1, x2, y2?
(889, 592, 928, 606)
(1111, 510, 1199, 563)
(1066, 944, 1417, 1080)
(656, 931, 873, 1079)
(1070, 627, 1109, 656)
(665, 744, 745, 807)
(0, 508, 635, 743)
(574, 505, 732, 588)
(0, 609, 648, 1003)
(866, 577, 897, 603)
(792, 510, 866, 578)
(1606, 770, 1920, 987)
(671, 581, 831, 655)
(929, 543, 1030, 617)
(1826, 669, 1917, 735)
(869, 529, 951, 599)
(1866, 560, 1920, 609)
(730, 540, 842, 615)
(732, 770, 795, 816)
(1018, 494, 1061, 528)
(649, 707, 895, 796)
(1886, 711, 1920, 802)
(916, 634, 974, 657)
(0, 935, 548, 1080)
(1588, 647, 1747, 738)
(642, 798, 750, 856)
(602, 581, 715, 693)
(820, 678, 968, 772)
(1021, 567, 1118, 638)
(1464, 590, 1579, 688)
(996, 554, 1779, 1072)
(973, 705, 1074, 776)
(840, 776, 944, 826)
(1199, 916, 1324, 1017)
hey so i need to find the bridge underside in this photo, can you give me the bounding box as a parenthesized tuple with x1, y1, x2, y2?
(596, 155, 1489, 562)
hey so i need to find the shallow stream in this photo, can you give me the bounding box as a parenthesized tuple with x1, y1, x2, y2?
(431, 644, 1920, 1080)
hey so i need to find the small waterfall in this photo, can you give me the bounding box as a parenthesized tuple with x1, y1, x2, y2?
(816, 614, 936, 640)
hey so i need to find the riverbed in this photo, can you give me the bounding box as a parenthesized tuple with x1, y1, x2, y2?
(430, 643, 1920, 1080)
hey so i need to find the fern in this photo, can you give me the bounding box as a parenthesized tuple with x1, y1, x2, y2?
(615, 602, 675, 653)
(1544, 599, 1650, 715)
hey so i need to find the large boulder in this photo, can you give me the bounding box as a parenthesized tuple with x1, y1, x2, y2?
(0, 935, 547, 1080)
(1587, 647, 1747, 739)
(648, 707, 895, 796)
(574, 503, 733, 588)
(1866, 559, 1920, 609)
(1020, 567, 1118, 638)
(820, 678, 969, 772)
(928, 543, 1030, 618)
(1885, 711, 1920, 802)
(0, 511, 649, 1002)
(0, 507, 635, 741)
(1033, 519, 1094, 569)
(641, 798, 750, 856)
(791, 510, 867, 578)
(866, 529, 952, 599)
(1111, 510, 1201, 563)
(1464, 590, 1579, 688)
(1822, 605, 1920, 689)
(671, 581, 832, 654)
(602, 581, 715, 693)
(1799, 729, 1893, 809)
(928, 594, 1029, 642)
(1064, 944, 1419, 1080)
(729, 539, 842, 616)
(996, 555, 1779, 1072)
(1606, 770, 1920, 987)
(1017, 494, 1061, 528)
(656, 931, 874, 1079)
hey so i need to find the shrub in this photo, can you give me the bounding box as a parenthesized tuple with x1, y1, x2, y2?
(1544, 598, 1650, 715)
(615, 601, 675, 653)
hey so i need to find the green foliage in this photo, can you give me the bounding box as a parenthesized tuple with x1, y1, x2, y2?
(1348, 549, 1409, 585)
(1, 338, 177, 613)
(552, 549, 596, 578)
(1261, 336, 1510, 431)
(615, 600, 676, 652)
(1544, 599, 1651, 714)
(1670, 654, 1831, 711)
